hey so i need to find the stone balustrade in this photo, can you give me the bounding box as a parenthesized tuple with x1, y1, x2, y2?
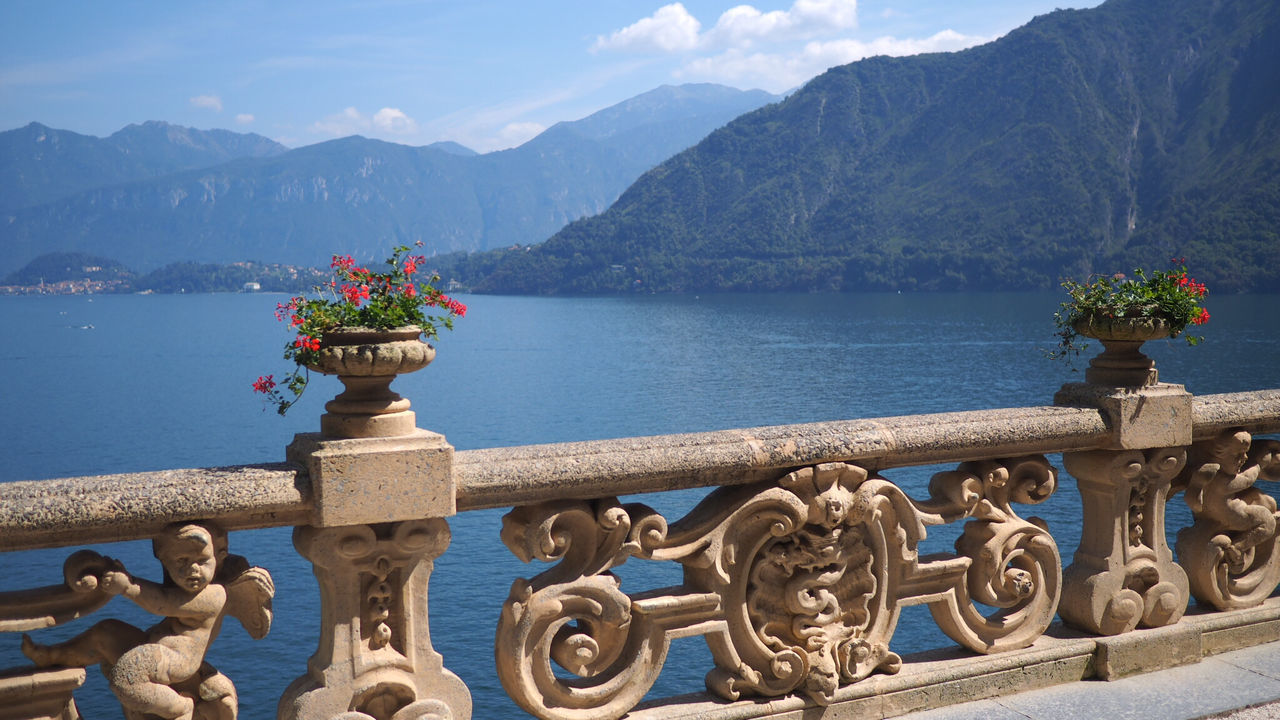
(1, 382, 1279, 719)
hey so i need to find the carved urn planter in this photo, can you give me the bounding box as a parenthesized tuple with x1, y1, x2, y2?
(307, 326, 434, 439)
(1073, 316, 1171, 387)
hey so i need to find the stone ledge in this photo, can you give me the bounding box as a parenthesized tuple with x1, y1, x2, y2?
(629, 635, 1097, 720)
(626, 603, 1280, 720)
(0, 666, 84, 720)
(1093, 622, 1202, 680)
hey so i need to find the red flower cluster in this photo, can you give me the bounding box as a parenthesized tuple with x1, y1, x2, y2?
(340, 283, 371, 305)
(436, 294, 468, 317)
(1177, 274, 1207, 298)
(1192, 307, 1210, 325)
(294, 335, 321, 351)
(256, 244, 466, 416)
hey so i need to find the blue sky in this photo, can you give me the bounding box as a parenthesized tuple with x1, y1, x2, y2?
(1, 0, 1101, 152)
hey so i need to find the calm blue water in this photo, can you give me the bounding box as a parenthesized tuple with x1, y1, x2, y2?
(1, 292, 1278, 718)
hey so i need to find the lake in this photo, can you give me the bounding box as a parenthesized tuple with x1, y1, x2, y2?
(1, 291, 1277, 718)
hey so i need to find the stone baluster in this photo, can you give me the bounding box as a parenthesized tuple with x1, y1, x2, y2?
(1055, 368, 1194, 635)
(280, 430, 470, 720)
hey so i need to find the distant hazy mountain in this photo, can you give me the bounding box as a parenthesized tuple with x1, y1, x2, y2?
(467, 0, 1280, 294)
(0, 121, 287, 212)
(0, 84, 779, 274)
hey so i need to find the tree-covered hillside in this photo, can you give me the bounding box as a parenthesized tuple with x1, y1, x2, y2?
(468, 0, 1280, 294)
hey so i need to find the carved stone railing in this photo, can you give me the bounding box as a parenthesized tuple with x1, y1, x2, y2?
(1, 381, 1278, 719)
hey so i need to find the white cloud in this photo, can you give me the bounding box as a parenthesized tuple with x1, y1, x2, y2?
(677, 29, 988, 92)
(235, 113, 255, 125)
(313, 107, 366, 137)
(190, 94, 223, 112)
(372, 107, 417, 134)
(312, 106, 421, 138)
(496, 122, 546, 149)
(596, 0, 858, 54)
(704, 0, 858, 48)
(593, 3, 702, 53)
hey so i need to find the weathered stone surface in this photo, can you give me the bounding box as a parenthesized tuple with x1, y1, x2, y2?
(0, 666, 84, 720)
(456, 406, 1109, 510)
(1060, 448, 1189, 635)
(627, 635, 1097, 719)
(288, 430, 454, 526)
(15, 523, 272, 720)
(0, 464, 308, 552)
(280, 519, 470, 720)
(1093, 622, 1202, 680)
(497, 459, 1062, 720)
(1189, 598, 1280, 656)
(1055, 382, 1194, 450)
(1176, 430, 1280, 610)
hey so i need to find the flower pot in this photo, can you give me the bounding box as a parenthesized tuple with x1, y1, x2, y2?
(1072, 316, 1172, 387)
(307, 326, 434, 438)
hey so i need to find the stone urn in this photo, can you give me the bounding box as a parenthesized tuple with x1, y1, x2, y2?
(307, 326, 435, 439)
(1073, 316, 1172, 387)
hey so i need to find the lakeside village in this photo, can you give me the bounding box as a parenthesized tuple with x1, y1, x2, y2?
(0, 253, 459, 296)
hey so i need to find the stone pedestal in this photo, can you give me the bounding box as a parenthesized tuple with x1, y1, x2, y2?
(278, 519, 470, 720)
(1056, 378, 1194, 636)
(283, 428, 469, 719)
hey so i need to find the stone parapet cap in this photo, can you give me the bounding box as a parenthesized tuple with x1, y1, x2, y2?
(453, 405, 1112, 510)
(288, 429, 456, 526)
(0, 463, 308, 552)
(1054, 381, 1194, 449)
(1, 390, 1275, 551)
(1192, 388, 1280, 438)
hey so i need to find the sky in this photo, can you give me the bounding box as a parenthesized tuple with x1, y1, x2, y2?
(1, 0, 1103, 153)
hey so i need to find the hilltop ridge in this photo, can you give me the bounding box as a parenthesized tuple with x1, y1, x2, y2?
(463, 0, 1280, 294)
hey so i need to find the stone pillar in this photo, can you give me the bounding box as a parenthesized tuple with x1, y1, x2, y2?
(1055, 380, 1194, 636)
(279, 430, 470, 720)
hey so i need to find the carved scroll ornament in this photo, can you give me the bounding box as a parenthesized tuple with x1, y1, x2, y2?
(497, 457, 1061, 720)
(1176, 429, 1280, 610)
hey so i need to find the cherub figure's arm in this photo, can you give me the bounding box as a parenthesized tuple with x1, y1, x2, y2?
(104, 571, 226, 623)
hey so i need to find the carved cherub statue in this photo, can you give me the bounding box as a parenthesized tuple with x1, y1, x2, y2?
(21, 522, 273, 720)
(1185, 431, 1280, 570)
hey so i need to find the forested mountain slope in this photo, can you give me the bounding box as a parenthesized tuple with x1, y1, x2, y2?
(469, 0, 1280, 294)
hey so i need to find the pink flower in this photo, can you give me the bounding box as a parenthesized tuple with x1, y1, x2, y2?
(252, 375, 276, 394)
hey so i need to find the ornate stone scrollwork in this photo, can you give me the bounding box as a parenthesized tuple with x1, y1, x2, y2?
(1176, 429, 1280, 610)
(497, 457, 1061, 720)
(496, 499, 699, 720)
(281, 519, 470, 720)
(1060, 448, 1189, 635)
(914, 456, 1061, 653)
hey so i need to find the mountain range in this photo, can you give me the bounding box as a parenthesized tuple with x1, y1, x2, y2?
(461, 0, 1280, 294)
(0, 84, 780, 275)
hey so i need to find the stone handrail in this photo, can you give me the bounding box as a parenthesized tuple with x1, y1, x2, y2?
(6, 390, 1277, 551)
(1, 387, 1279, 719)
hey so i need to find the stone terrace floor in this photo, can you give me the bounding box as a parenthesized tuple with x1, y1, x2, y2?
(899, 640, 1280, 720)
